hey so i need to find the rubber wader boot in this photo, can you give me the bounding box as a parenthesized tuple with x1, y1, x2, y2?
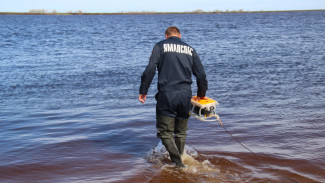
(161, 139, 185, 168)
(175, 138, 185, 156)
(174, 117, 189, 157)
(156, 115, 185, 168)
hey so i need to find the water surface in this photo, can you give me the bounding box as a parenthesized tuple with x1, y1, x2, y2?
(0, 11, 325, 182)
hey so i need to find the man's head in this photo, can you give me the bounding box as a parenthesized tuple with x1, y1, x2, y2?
(165, 26, 181, 39)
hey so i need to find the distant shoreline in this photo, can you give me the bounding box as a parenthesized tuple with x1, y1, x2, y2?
(0, 9, 324, 15)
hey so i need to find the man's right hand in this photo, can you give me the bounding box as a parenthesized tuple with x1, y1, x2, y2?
(194, 96, 207, 101)
(138, 94, 147, 104)
(198, 96, 207, 100)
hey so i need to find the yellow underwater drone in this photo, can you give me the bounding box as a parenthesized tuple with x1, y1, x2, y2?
(190, 96, 223, 126)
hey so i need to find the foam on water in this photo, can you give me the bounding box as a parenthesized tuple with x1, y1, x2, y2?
(145, 142, 247, 182)
(144, 142, 306, 182)
(146, 142, 220, 174)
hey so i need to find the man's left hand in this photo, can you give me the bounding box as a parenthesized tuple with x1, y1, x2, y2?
(138, 94, 147, 104)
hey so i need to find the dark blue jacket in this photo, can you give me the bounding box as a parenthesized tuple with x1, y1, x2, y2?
(139, 36, 207, 97)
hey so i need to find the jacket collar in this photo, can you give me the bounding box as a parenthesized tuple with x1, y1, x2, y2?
(167, 36, 181, 40)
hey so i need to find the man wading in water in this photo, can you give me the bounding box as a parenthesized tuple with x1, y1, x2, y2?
(139, 26, 207, 168)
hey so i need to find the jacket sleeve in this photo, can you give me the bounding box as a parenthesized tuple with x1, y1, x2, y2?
(192, 49, 208, 97)
(139, 44, 161, 95)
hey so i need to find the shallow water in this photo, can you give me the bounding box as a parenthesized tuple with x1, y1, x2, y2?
(0, 11, 325, 183)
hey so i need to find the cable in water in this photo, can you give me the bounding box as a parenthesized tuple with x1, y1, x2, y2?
(212, 115, 299, 183)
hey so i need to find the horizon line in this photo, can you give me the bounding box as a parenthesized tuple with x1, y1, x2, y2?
(0, 9, 324, 15)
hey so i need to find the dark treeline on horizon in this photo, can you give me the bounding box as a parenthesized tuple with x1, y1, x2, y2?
(0, 9, 324, 15)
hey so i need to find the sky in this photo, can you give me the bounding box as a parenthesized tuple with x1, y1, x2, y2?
(1, 0, 324, 13)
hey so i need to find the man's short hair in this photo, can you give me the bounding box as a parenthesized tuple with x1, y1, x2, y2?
(165, 26, 180, 36)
